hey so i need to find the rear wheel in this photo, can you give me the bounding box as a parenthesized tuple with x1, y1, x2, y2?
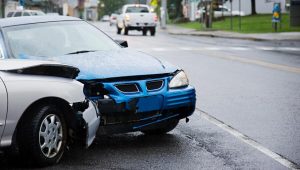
(150, 27, 156, 36)
(124, 27, 129, 35)
(117, 26, 121, 34)
(141, 119, 179, 135)
(17, 105, 68, 167)
(142, 29, 147, 36)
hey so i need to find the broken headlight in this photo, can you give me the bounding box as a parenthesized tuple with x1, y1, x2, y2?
(169, 70, 189, 89)
(83, 82, 108, 97)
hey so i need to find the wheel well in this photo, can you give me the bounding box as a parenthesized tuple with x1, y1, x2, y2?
(14, 97, 75, 144)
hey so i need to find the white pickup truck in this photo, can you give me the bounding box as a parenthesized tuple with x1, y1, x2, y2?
(116, 4, 157, 36)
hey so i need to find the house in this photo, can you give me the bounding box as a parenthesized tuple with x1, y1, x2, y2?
(224, 0, 288, 15)
(182, 0, 288, 21)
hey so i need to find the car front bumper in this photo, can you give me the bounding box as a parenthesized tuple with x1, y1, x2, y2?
(95, 77, 196, 134)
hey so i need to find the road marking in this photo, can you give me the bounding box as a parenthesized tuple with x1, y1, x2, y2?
(204, 47, 222, 51)
(195, 108, 300, 170)
(209, 53, 300, 74)
(148, 46, 300, 52)
(180, 47, 194, 51)
(277, 47, 300, 51)
(229, 47, 249, 51)
(255, 47, 276, 51)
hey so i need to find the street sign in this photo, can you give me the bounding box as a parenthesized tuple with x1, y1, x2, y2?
(272, 3, 281, 32)
(272, 3, 281, 23)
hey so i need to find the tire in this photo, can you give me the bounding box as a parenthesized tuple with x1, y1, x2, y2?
(142, 29, 147, 36)
(17, 104, 68, 167)
(124, 27, 129, 35)
(150, 27, 156, 36)
(117, 26, 121, 34)
(141, 119, 179, 135)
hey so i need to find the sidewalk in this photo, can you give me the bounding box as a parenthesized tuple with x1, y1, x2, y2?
(165, 25, 300, 41)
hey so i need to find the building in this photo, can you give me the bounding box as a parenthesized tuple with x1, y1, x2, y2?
(182, 0, 289, 21)
(224, 0, 288, 15)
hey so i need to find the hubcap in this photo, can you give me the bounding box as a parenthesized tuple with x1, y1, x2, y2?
(39, 114, 63, 158)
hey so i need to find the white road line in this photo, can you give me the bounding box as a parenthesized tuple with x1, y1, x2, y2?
(255, 47, 276, 51)
(148, 46, 300, 52)
(277, 47, 300, 51)
(180, 47, 194, 51)
(228, 47, 249, 51)
(195, 108, 300, 170)
(204, 47, 222, 51)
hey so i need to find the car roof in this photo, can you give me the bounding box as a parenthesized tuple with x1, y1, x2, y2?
(0, 16, 81, 28)
(124, 4, 149, 8)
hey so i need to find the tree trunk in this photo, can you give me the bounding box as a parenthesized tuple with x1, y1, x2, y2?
(251, 0, 257, 15)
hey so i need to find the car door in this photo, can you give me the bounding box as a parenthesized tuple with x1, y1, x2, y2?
(0, 75, 7, 139)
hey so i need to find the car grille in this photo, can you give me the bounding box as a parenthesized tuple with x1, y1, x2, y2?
(146, 80, 164, 91)
(115, 84, 139, 93)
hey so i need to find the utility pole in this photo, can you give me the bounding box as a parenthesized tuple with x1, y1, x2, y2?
(239, 0, 241, 31)
(161, 0, 167, 29)
(230, 0, 233, 30)
(1, 0, 5, 18)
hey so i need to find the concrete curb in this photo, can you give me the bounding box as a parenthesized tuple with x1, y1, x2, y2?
(168, 32, 266, 41)
(165, 26, 300, 41)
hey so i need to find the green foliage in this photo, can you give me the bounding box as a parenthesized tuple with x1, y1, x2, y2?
(167, 0, 183, 19)
(98, 0, 127, 18)
(175, 14, 300, 33)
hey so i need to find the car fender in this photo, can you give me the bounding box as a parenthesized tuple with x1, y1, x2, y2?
(0, 76, 7, 142)
(0, 72, 99, 148)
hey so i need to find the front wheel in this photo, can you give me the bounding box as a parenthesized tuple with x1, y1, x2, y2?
(17, 105, 68, 167)
(141, 119, 179, 135)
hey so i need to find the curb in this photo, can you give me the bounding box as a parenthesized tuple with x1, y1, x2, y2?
(165, 26, 300, 41)
(168, 32, 266, 41)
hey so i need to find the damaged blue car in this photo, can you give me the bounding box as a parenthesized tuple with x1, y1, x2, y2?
(0, 16, 196, 135)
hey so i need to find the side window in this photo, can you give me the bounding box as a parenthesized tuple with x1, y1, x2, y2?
(23, 12, 30, 16)
(14, 12, 22, 17)
(7, 12, 14, 17)
(0, 35, 6, 59)
(0, 47, 3, 59)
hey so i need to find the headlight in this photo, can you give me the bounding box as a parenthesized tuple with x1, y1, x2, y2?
(169, 70, 189, 89)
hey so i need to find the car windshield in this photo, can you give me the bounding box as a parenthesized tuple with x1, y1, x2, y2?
(3, 21, 120, 58)
(126, 6, 149, 13)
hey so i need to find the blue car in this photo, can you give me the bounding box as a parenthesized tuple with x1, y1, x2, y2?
(0, 16, 196, 135)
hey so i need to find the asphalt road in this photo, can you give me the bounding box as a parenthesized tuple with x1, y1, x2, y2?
(1, 22, 300, 170)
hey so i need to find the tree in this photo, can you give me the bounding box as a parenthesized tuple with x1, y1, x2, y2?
(251, 0, 257, 15)
(98, 0, 127, 18)
(167, 0, 182, 19)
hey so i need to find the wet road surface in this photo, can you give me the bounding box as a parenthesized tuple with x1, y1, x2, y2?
(1, 22, 299, 169)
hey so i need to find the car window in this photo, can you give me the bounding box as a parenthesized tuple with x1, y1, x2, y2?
(14, 12, 22, 17)
(23, 12, 30, 16)
(126, 6, 149, 13)
(7, 12, 14, 17)
(220, 7, 229, 11)
(4, 21, 120, 58)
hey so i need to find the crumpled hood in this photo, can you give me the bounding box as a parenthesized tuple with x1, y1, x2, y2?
(48, 49, 178, 80)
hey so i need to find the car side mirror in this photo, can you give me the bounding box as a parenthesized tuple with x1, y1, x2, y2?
(115, 40, 128, 48)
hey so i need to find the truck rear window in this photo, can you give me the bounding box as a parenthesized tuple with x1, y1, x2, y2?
(126, 7, 149, 13)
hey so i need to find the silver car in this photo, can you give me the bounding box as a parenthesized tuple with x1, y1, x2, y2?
(0, 59, 100, 166)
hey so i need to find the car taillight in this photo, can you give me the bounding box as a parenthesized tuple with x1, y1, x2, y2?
(154, 15, 158, 22)
(125, 14, 130, 21)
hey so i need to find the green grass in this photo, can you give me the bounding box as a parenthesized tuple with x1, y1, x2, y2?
(175, 14, 300, 33)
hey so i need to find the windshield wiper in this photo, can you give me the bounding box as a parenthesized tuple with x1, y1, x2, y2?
(66, 50, 96, 55)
